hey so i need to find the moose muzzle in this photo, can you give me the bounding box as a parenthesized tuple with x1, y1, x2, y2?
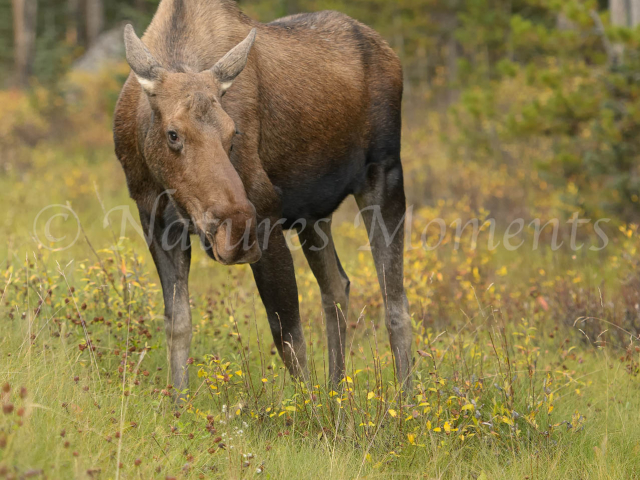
(206, 203, 261, 265)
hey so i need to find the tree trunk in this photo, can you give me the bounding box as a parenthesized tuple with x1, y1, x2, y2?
(85, 0, 104, 47)
(66, 0, 79, 44)
(610, 0, 640, 64)
(610, 0, 640, 27)
(12, 0, 37, 87)
(632, 0, 640, 27)
(610, 0, 628, 27)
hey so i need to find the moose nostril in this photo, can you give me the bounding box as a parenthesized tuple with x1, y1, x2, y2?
(200, 211, 219, 232)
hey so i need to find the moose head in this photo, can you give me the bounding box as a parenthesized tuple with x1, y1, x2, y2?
(124, 25, 261, 265)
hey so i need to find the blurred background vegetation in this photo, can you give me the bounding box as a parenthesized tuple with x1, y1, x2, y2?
(2, 0, 640, 225)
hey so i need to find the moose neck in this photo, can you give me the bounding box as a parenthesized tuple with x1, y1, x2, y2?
(142, 0, 249, 72)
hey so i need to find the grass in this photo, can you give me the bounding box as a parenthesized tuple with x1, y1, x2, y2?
(2, 249, 640, 479)
(2, 93, 640, 479)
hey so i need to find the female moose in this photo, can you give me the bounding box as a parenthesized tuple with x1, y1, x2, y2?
(113, 0, 413, 397)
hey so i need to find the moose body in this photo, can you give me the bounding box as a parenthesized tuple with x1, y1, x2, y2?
(113, 0, 413, 394)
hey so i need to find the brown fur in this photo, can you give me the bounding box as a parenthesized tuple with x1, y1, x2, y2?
(113, 0, 411, 393)
(114, 1, 402, 225)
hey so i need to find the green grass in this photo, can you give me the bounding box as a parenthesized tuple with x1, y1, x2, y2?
(2, 139, 640, 479)
(2, 280, 640, 479)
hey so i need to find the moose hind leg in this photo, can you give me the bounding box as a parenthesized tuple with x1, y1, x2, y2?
(299, 218, 350, 386)
(355, 163, 413, 391)
(251, 221, 308, 380)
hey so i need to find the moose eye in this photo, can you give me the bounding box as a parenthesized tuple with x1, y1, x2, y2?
(167, 130, 179, 143)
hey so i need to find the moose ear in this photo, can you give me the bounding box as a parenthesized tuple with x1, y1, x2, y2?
(124, 24, 165, 95)
(211, 28, 257, 95)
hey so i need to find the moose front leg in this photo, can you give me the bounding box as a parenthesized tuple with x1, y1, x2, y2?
(251, 220, 309, 381)
(139, 207, 192, 398)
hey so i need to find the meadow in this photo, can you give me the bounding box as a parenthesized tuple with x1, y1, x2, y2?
(2, 65, 640, 479)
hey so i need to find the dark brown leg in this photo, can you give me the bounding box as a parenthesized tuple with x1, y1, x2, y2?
(355, 163, 413, 391)
(139, 204, 192, 398)
(251, 220, 308, 380)
(298, 217, 350, 385)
